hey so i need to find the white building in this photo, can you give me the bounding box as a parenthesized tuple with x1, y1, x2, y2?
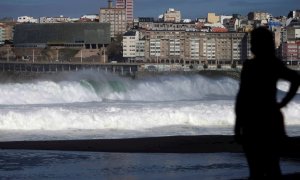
(123, 31, 139, 59)
(220, 15, 233, 24)
(0, 25, 4, 44)
(136, 40, 145, 60)
(80, 14, 99, 21)
(39, 16, 71, 23)
(163, 8, 181, 23)
(169, 38, 180, 56)
(150, 39, 161, 58)
(17, 16, 38, 23)
(190, 38, 200, 60)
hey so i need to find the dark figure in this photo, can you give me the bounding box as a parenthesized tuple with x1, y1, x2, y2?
(235, 27, 300, 179)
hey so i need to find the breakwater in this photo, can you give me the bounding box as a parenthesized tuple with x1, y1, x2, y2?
(0, 61, 298, 80)
(0, 62, 139, 75)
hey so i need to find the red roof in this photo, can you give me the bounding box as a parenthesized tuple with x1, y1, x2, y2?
(211, 27, 228, 32)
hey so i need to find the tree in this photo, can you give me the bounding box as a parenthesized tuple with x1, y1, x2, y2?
(107, 34, 124, 62)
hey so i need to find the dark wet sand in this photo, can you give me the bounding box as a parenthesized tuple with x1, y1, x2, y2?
(0, 135, 239, 153)
(0, 135, 299, 156)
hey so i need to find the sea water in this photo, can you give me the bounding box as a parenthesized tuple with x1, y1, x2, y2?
(0, 71, 299, 141)
(0, 71, 299, 179)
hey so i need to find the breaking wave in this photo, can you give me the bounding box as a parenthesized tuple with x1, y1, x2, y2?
(0, 72, 239, 105)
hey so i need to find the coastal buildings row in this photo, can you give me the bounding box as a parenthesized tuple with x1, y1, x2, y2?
(0, 1, 300, 65)
(123, 30, 250, 65)
(121, 9, 300, 65)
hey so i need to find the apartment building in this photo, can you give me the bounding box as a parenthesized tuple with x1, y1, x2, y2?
(99, 7, 127, 37)
(248, 12, 270, 21)
(0, 24, 4, 45)
(207, 13, 220, 24)
(220, 15, 233, 24)
(286, 26, 300, 40)
(122, 30, 145, 62)
(204, 33, 250, 64)
(288, 10, 300, 19)
(116, 0, 134, 22)
(164, 8, 181, 23)
(123, 31, 139, 58)
(223, 18, 240, 32)
(281, 40, 300, 62)
(0, 23, 14, 44)
(280, 25, 300, 62)
(143, 30, 250, 65)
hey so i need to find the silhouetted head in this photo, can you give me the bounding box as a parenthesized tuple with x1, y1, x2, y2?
(251, 27, 276, 57)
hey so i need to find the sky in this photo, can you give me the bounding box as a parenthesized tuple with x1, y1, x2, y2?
(0, 0, 298, 20)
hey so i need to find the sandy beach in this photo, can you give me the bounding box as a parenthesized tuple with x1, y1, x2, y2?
(0, 135, 299, 157)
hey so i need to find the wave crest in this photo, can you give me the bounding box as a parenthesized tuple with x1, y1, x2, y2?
(0, 72, 239, 105)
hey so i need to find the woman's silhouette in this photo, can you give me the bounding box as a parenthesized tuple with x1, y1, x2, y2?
(235, 27, 300, 179)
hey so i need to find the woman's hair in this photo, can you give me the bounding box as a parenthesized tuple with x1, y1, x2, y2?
(250, 27, 276, 57)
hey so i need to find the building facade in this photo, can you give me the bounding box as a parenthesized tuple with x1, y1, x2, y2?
(163, 8, 181, 23)
(0, 24, 4, 45)
(123, 31, 139, 58)
(248, 12, 270, 21)
(142, 30, 250, 65)
(0, 23, 14, 44)
(99, 7, 127, 37)
(122, 30, 145, 61)
(116, 0, 134, 22)
(220, 15, 233, 24)
(207, 13, 220, 24)
(14, 23, 111, 48)
(280, 25, 300, 63)
(288, 10, 300, 19)
(286, 26, 300, 39)
(13, 23, 111, 63)
(281, 40, 300, 63)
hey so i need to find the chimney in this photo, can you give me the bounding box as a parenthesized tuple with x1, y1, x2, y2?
(108, 0, 113, 8)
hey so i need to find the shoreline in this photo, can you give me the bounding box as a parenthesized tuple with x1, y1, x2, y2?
(1, 135, 300, 157)
(0, 135, 241, 153)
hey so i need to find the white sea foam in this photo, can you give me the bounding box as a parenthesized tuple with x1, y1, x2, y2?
(0, 74, 239, 105)
(277, 81, 300, 94)
(0, 81, 101, 105)
(0, 101, 299, 132)
(0, 101, 234, 131)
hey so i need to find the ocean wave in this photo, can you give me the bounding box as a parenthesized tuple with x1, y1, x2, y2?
(0, 72, 239, 105)
(0, 101, 299, 131)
